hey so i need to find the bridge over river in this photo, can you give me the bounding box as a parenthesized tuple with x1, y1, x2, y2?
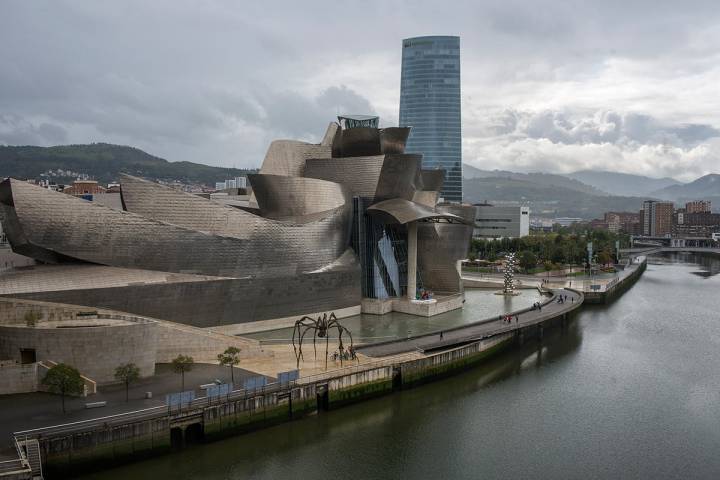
(620, 246, 720, 257)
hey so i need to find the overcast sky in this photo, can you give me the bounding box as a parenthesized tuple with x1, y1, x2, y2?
(1, 0, 719, 181)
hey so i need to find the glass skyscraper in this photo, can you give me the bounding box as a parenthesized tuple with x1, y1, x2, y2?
(399, 35, 462, 202)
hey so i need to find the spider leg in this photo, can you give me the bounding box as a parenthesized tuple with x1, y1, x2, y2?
(325, 329, 330, 370)
(336, 325, 344, 366)
(298, 325, 313, 365)
(292, 321, 302, 368)
(313, 326, 318, 361)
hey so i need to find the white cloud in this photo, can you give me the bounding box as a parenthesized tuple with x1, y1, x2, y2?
(0, 0, 719, 179)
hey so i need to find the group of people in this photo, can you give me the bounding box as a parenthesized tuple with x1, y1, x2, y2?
(556, 294, 573, 304)
(531, 302, 543, 311)
(418, 289, 433, 300)
(502, 314, 519, 324)
(331, 346, 357, 362)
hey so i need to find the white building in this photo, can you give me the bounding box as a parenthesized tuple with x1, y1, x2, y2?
(215, 176, 247, 191)
(553, 217, 583, 227)
(473, 204, 530, 239)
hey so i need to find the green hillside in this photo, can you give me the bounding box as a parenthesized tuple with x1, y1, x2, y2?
(0, 143, 256, 185)
(463, 176, 647, 219)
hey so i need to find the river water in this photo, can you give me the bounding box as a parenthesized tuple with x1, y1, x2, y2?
(82, 254, 720, 479)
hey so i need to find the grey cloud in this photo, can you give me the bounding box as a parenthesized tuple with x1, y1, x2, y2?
(480, 109, 720, 149)
(0, 115, 68, 146)
(0, 0, 719, 176)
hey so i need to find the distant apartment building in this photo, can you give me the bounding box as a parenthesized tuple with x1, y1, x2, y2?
(641, 200, 674, 236)
(604, 211, 641, 234)
(673, 208, 720, 237)
(473, 204, 530, 238)
(62, 180, 105, 196)
(215, 176, 248, 191)
(686, 200, 711, 214)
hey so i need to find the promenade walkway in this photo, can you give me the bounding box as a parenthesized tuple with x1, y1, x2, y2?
(359, 288, 583, 357)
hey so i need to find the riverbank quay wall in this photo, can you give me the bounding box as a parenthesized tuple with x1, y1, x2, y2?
(10, 281, 650, 478)
(583, 259, 646, 304)
(13, 303, 583, 478)
(14, 364, 398, 478)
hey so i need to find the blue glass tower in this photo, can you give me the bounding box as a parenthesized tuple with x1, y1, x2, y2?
(399, 36, 462, 202)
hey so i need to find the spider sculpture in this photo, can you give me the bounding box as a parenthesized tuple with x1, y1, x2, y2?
(292, 312, 354, 369)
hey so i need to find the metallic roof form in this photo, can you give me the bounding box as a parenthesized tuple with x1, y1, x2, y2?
(366, 198, 465, 225)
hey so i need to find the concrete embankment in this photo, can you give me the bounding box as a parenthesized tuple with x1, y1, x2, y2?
(16, 294, 582, 479)
(583, 259, 646, 304)
(9, 261, 646, 479)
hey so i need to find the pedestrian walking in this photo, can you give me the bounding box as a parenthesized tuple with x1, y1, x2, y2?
(440, 331, 444, 340)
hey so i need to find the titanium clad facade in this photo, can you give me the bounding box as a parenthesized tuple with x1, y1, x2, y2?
(400, 36, 462, 203)
(0, 118, 474, 328)
(1, 178, 352, 278)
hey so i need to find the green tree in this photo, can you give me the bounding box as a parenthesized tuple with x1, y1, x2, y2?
(24, 310, 40, 327)
(171, 355, 194, 391)
(543, 261, 554, 275)
(114, 363, 141, 402)
(597, 250, 613, 266)
(42, 363, 84, 413)
(217, 347, 241, 384)
(518, 251, 538, 273)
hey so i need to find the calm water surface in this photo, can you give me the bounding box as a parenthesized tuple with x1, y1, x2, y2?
(82, 254, 720, 479)
(247, 288, 547, 344)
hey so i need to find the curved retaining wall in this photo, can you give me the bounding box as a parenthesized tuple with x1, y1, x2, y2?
(0, 318, 157, 383)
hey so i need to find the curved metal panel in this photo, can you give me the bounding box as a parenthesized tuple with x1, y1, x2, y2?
(379, 127, 411, 154)
(2, 178, 352, 278)
(367, 198, 463, 225)
(337, 127, 381, 157)
(259, 140, 331, 177)
(4, 250, 362, 327)
(420, 169, 445, 192)
(412, 190, 439, 208)
(120, 174, 263, 239)
(374, 154, 422, 201)
(438, 203, 476, 224)
(248, 174, 351, 221)
(418, 222, 473, 293)
(320, 122, 341, 147)
(305, 155, 386, 198)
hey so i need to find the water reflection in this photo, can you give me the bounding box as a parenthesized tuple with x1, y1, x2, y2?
(650, 252, 720, 277)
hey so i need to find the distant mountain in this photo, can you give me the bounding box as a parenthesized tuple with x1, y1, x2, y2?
(463, 176, 646, 219)
(565, 170, 681, 197)
(463, 164, 605, 195)
(649, 174, 720, 208)
(0, 143, 255, 185)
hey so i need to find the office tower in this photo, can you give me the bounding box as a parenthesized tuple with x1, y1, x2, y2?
(399, 36, 462, 202)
